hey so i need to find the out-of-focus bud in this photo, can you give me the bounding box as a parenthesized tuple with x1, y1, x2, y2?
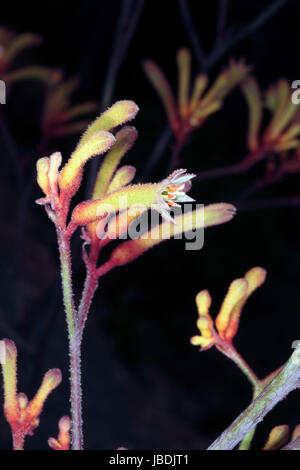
(48, 416, 71, 450)
(263, 425, 290, 450)
(36, 157, 50, 197)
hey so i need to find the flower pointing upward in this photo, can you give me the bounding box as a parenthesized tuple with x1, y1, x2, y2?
(158, 169, 196, 223)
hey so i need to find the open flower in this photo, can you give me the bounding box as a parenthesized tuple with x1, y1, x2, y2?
(156, 169, 195, 223)
(144, 48, 250, 148)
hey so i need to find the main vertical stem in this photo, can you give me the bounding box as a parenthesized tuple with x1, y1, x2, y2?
(57, 228, 83, 450)
(12, 431, 25, 451)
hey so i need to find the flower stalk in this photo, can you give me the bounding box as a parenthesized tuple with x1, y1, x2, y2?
(36, 102, 235, 451)
(57, 228, 83, 450)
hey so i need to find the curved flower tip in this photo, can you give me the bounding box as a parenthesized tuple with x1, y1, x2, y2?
(215, 266, 267, 342)
(204, 203, 236, 227)
(78, 100, 139, 147)
(48, 416, 71, 450)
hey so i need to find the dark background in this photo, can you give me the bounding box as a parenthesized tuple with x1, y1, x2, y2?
(0, 0, 299, 450)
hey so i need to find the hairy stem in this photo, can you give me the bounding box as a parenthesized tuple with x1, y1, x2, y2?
(12, 431, 25, 451)
(57, 229, 82, 450)
(207, 343, 300, 450)
(78, 271, 99, 338)
(282, 435, 300, 450)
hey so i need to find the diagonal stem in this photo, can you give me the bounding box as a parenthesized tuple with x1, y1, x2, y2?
(177, 0, 206, 69)
(206, 0, 290, 70)
(207, 343, 300, 450)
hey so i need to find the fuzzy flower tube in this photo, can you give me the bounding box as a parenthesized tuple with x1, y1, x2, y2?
(36, 100, 236, 449)
(0, 339, 62, 450)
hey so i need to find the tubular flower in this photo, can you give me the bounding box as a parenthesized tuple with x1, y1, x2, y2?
(0, 26, 59, 85)
(48, 416, 71, 450)
(0, 339, 62, 450)
(41, 76, 98, 143)
(144, 48, 250, 147)
(36, 99, 236, 264)
(190, 267, 267, 350)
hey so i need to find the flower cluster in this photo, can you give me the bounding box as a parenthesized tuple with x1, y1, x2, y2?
(241, 77, 300, 179)
(0, 339, 62, 450)
(36, 100, 236, 280)
(0, 26, 58, 85)
(190, 267, 266, 349)
(41, 76, 98, 144)
(143, 48, 250, 147)
(36, 99, 237, 448)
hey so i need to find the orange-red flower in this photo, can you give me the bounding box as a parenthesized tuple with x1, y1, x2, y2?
(0, 339, 62, 450)
(144, 48, 250, 147)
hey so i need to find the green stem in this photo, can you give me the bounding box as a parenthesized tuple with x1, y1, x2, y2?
(57, 229, 82, 450)
(238, 427, 256, 451)
(207, 343, 300, 450)
(218, 343, 260, 390)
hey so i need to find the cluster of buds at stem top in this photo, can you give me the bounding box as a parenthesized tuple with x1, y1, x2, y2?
(36, 100, 139, 223)
(0, 339, 62, 450)
(241, 77, 300, 178)
(36, 100, 237, 277)
(0, 26, 60, 85)
(48, 416, 71, 450)
(190, 267, 267, 350)
(143, 48, 250, 147)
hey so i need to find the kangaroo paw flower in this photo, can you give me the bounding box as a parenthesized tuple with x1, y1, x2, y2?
(48, 416, 71, 450)
(0, 339, 62, 450)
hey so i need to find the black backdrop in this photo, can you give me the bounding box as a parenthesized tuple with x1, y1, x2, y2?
(0, 0, 299, 450)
